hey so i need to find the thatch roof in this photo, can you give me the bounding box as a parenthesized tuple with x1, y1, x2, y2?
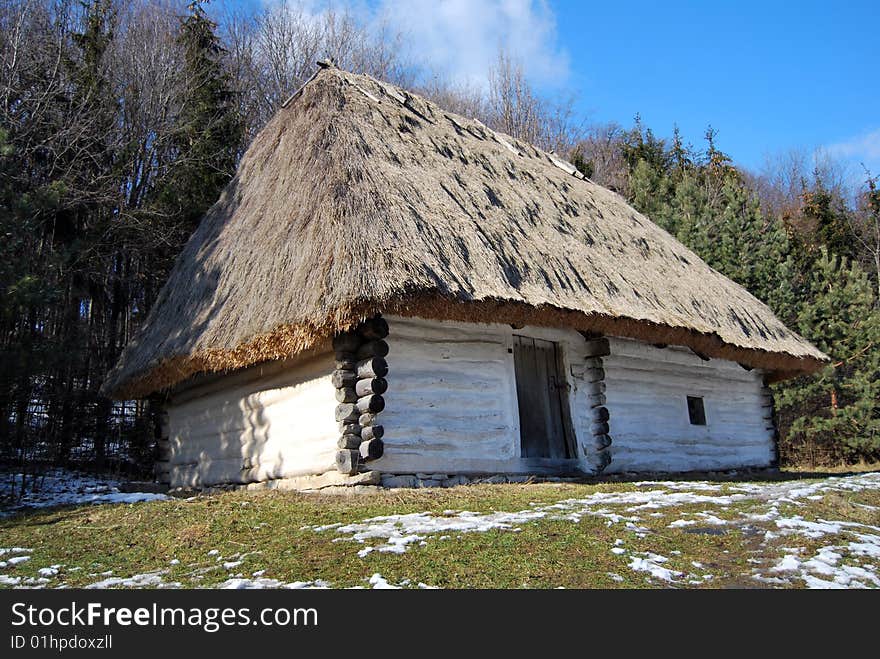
(103, 64, 827, 399)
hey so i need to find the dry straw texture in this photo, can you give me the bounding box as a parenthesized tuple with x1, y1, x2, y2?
(103, 66, 827, 399)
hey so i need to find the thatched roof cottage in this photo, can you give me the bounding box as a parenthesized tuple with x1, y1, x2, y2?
(103, 62, 826, 490)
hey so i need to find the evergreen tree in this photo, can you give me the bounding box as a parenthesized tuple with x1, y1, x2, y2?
(628, 158, 672, 231)
(798, 175, 855, 260)
(774, 249, 880, 462)
(621, 114, 670, 174)
(58, 0, 120, 465)
(569, 147, 594, 179)
(670, 125, 691, 174)
(156, 0, 242, 250)
(669, 169, 710, 252)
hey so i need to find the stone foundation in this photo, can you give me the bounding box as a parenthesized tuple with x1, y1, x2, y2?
(163, 465, 780, 496)
(380, 472, 585, 488)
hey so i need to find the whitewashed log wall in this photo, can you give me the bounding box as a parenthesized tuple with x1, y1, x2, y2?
(602, 338, 775, 472)
(165, 352, 338, 487)
(375, 316, 604, 475)
(162, 318, 777, 489)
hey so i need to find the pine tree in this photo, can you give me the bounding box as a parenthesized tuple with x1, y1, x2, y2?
(156, 0, 243, 250)
(628, 158, 673, 230)
(670, 125, 691, 175)
(621, 115, 670, 174)
(798, 175, 855, 260)
(774, 249, 880, 462)
(669, 169, 710, 252)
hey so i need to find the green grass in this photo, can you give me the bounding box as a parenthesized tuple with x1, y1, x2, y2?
(1, 477, 878, 589)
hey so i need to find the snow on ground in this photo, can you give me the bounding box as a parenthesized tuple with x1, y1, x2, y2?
(627, 552, 682, 582)
(2, 471, 879, 589)
(769, 544, 880, 589)
(310, 489, 744, 558)
(85, 570, 182, 589)
(0, 548, 47, 588)
(219, 577, 332, 589)
(217, 574, 435, 589)
(360, 574, 437, 589)
(313, 473, 880, 556)
(310, 472, 880, 588)
(0, 469, 167, 514)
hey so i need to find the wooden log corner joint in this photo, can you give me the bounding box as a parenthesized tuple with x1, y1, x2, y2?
(333, 315, 388, 474)
(583, 337, 612, 473)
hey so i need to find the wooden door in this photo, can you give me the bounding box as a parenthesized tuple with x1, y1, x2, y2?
(513, 336, 575, 459)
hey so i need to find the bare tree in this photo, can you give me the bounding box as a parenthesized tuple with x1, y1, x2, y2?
(486, 49, 582, 154)
(415, 73, 488, 120)
(571, 122, 629, 192)
(488, 49, 542, 145)
(851, 173, 880, 296)
(110, 0, 185, 215)
(220, 0, 417, 143)
(753, 147, 853, 220)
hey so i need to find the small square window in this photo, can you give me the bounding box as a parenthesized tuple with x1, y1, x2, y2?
(687, 396, 706, 426)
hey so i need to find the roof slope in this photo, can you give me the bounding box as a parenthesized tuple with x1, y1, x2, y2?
(103, 65, 826, 399)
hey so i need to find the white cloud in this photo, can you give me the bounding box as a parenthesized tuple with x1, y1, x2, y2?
(828, 128, 880, 163)
(378, 0, 569, 89)
(254, 0, 569, 90)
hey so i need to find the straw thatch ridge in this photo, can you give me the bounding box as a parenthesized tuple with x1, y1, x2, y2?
(102, 65, 827, 400)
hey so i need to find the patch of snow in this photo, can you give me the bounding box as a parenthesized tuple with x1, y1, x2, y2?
(763, 518, 880, 589)
(220, 577, 284, 589)
(1, 469, 167, 514)
(311, 472, 880, 560)
(637, 481, 723, 491)
(772, 555, 803, 572)
(4, 470, 878, 589)
(625, 521, 651, 537)
(696, 512, 729, 525)
(368, 573, 400, 589)
(219, 577, 330, 589)
(774, 516, 880, 539)
(85, 570, 181, 589)
(290, 580, 331, 589)
(364, 573, 437, 589)
(628, 553, 682, 582)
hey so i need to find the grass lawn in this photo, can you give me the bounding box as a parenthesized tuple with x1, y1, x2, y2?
(1, 472, 879, 589)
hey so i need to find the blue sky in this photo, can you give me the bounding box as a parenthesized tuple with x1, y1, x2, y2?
(213, 1, 879, 179)
(555, 1, 879, 179)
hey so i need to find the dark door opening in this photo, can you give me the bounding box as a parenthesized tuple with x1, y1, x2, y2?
(513, 336, 576, 459)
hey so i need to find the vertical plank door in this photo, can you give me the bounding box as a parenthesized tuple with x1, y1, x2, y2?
(513, 336, 574, 459)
